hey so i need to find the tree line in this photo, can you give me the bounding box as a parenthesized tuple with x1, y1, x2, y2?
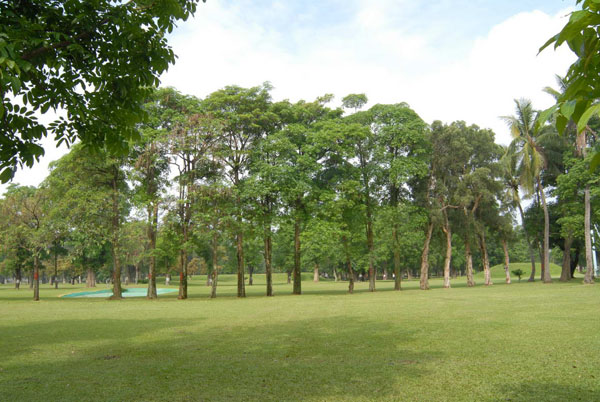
(0, 83, 598, 300)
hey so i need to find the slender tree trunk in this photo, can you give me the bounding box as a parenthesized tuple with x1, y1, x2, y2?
(178, 249, 188, 299)
(442, 210, 452, 289)
(147, 202, 158, 299)
(264, 223, 273, 297)
(538, 177, 552, 283)
(15, 267, 21, 289)
(236, 231, 246, 297)
(478, 231, 492, 286)
(584, 186, 595, 284)
(54, 249, 59, 289)
(333, 266, 339, 282)
(134, 263, 140, 285)
(211, 233, 218, 299)
(313, 263, 319, 282)
(560, 235, 573, 282)
(420, 221, 434, 290)
(345, 254, 354, 295)
(110, 174, 123, 300)
(248, 265, 254, 286)
(287, 272, 291, 284)
(502, 238, 511, 284)
(366, 216, 376, 292)
(465, 237, 475, 287)
(393, 226, 401, 290)
(33, 255, 40, 301)
(293, 215, 301, 295)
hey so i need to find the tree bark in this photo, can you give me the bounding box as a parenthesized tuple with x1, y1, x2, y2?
(236, 231, 246, 297)
(293, 215, 302, 295)
(313, 263, 319, 282)
(33, 255, 40, 301)
(420, 221, 434, 290)
(502, 238, 511, 284)
(15, 267, 21, 289)
(147, 202, 158, 299)
(248, 265, 254, 286)
(264, 223, 273, 297)
(54, 249, 59, 289)
(478, 231, 492, 286)
(442, 209, 452, 289)
(110, 172, 123, 300)
(86, 268, 96, 287)
(584, 186, 595, 284)
(178, 249, 188, 299)
(393, 226, 401, 290)
(560, 235, 573, 282)
(538, 177, 552, 283)
(210, 233, 219, 299)
(465, 237, 475, 287)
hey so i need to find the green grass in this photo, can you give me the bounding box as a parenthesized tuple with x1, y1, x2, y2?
(0, 268, 598, 402)
(482, 262, 563, 280)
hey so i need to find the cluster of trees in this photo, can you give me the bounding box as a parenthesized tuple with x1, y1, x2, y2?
(1, 83, 597, 301)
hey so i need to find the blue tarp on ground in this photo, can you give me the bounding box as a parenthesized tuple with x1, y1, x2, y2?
(61, 288, 177, 298)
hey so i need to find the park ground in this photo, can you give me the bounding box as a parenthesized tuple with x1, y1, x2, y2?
(0, 264, 598, 402)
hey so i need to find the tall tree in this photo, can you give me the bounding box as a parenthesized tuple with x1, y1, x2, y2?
(204, 84, 273, 297)
(502, 99, 552, 283)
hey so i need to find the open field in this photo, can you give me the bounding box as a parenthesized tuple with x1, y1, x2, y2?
(0, 266, 598, 402)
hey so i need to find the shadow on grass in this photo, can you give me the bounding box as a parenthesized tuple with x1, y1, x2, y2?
(1, 316, 439, 402)
(497, 381, 599, 401)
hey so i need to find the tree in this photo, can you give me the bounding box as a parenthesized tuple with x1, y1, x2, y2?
(370, 103, 429, 290)
(45, 144, 129, 298)
(502, 99, 552, 283)
(0, 0, 203, 182)
(204, 84, 274, 297)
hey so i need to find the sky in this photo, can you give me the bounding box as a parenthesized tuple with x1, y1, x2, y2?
(2, 0, 577, 194)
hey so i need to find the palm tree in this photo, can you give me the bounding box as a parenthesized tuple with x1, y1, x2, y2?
(501, 99, 552, 283)
(500, 147, 537, 281)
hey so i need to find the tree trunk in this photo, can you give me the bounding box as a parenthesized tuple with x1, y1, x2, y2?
(178, 249, 188, 299)
(287, 272, 291, 284)
(538, 176, 552, 283)
(293, 215, 302, 295)
(264, 224, 273, 297)
(420, 221, 434, 290)
(110, 172, 123, 300)
(53, 249, 59, 289)
(478, 231, 492, 286)
(236, 231, 246, 297)
(560, 235, 573, 282)
(442, 209, 452, 289)
(584, 186, 595, 284)
(248, 265, 254, 286)
(366, 217, 376, 293)
(147, 202, 158, 299)
(313, 263, 319, 282)
(33, 255, 40, 301)
(210, 233, 218, 299)
(465, 237, 475, 287)
(346, 256, 354, 294)
(333, 266, 339, 282)
(502, 238, 511, 284)
(393, 226, 401, 290)
(86, 268, 96, 287)
(134, 263, 140, 285)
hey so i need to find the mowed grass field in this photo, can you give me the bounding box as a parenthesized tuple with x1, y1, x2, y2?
(0, 264, 598, 402)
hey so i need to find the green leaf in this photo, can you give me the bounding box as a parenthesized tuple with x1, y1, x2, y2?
(577, 103, 600, 133)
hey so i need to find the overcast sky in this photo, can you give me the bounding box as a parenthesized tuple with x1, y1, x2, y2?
(2, 0, 577, 195)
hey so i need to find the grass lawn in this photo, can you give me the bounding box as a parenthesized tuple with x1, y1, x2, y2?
(0, 266, 598, 402)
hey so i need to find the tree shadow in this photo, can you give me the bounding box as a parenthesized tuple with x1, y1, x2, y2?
(1, 316, 440, 402)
